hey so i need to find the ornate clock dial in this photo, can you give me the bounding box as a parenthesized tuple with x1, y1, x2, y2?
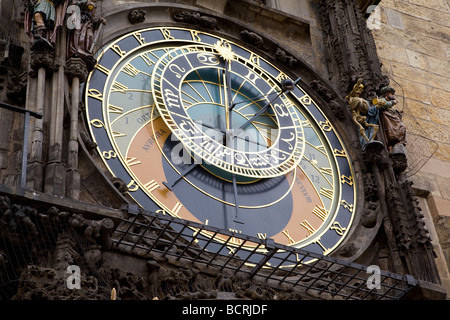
(84, 27, 356, 260)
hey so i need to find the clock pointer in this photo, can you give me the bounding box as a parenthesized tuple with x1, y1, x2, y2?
(238, 77, 301, 131)
(232, 173, 244, 225)
(163, 163, 198, 191)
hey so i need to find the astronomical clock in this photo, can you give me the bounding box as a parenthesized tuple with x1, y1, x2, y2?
(84, 26, 356, 263)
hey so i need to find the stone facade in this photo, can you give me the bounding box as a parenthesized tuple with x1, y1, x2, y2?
(370, 0, 450, 292)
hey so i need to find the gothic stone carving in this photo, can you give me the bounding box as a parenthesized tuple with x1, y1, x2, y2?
(173, 11, 218, 30)
(128, 9, 147, 24)
(275, 47, 297, 68)
(318, 0, 389, 97)
(239, 30, 264, 49)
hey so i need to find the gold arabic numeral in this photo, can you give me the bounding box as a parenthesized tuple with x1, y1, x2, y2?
(162, 28, 174, 40)
(282, 229, 296, 245)
(330, 221, 347, 236)
(111, 44, 126, 57)
(112, 81, 128, 93)
(172, 202, 183, 217)
(89, 118, 105, 128)
(95, 63, 110, 75)
(340, 199, 354, 213)
(300, 220, 316, 236)
(334, 148, 347, 157)
(140, 53, 155, 67)
(102, 150, 117, 160)
(122, 63, 140, 77)
(87, 89, 103, 101)
(312, 205, 328, 221)
(133, 32, 146, 45)
(127, 179, 139, 192)
(112, 131, 127, 138)
(126, 157, 141, 167)
(190, 30, 202, 42)
(144, 180, 160, 193)
(319, 120, 333, 132)
(319, 187, 333, 200)
(108, 104, 123, 114)
(341, 174, 354, 186)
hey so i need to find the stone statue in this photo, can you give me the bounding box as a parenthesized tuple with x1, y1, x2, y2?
(25, 0, 72, 45)
(66, 0, 106, 61)
(377, 86, 407, 154)
(346, 79, 381, 148)
(25, 0, 57, 42)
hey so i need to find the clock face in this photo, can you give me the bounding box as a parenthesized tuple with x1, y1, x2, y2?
(84, 27, 356, 261)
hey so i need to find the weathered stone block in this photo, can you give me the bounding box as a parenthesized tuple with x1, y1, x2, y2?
(429, 88, 450, 110)
(44, 162, 66, 196)
(406, 49, 429, 70)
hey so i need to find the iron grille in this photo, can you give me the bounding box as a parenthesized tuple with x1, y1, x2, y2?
(113, 205, 417, 300)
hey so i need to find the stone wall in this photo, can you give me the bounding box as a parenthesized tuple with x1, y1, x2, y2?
(371, 0, 450, 293)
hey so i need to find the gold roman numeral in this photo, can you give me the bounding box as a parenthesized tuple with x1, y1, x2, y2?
(300, 220, 316, 235)
(144, 180, 159, 193)
(282, 230, 296, 244)
(319, 187, 333, 200)
(95, 63, 110, 75)
(112, 81, 128, 93)
(172, 202, 183, 217)
(126, 157, 141, 167)
(122, 63, 140, 77)
(312, 205, 328, 221)
(108, 104, 123, 114)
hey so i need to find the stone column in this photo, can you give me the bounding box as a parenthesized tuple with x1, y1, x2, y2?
(27, 42, 54, 191)
(65, 57, 88, 200)
(44, 29, 67, 196)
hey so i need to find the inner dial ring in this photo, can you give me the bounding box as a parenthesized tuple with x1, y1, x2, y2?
(152, 45, 305, 179)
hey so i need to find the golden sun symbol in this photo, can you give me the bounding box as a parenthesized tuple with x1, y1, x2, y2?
(213, 41, 235, 62)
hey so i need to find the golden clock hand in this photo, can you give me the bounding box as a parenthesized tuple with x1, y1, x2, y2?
(223, 60, 235, 131)
(232, 173, 244, 225)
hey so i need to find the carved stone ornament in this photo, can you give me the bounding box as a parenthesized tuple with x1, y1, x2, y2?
(65, 57, 88, 83)
(239, 30, 264, 49)
(275, 47, 297, 68)
(173, 11, 218, 30)
(128, 9, 147, 24)
(30, 39, 55, 73)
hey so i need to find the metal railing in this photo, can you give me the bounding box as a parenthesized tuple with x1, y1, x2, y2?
(113, 205, 418, 300)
